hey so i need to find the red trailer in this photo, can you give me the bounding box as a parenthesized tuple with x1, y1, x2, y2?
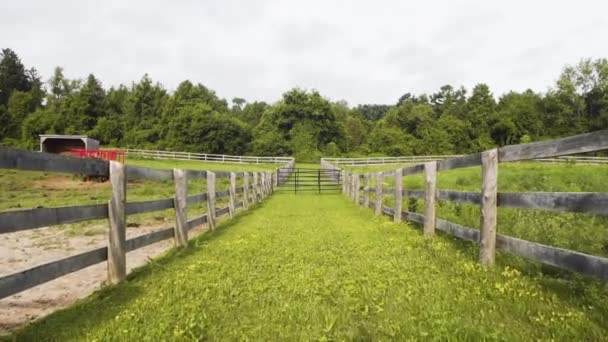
(67, 149, 126, 163)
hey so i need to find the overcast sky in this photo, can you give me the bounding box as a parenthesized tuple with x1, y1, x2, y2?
(2, 0, 607, 105)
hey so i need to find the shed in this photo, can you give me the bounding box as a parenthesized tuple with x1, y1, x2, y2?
(39, 135, 100, 154)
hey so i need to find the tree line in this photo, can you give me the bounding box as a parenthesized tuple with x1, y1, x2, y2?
(1, 48, 606, 161)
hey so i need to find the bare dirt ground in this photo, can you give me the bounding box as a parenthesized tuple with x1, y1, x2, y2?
(0, 222, 209, 334)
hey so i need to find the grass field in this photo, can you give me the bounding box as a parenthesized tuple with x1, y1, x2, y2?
(0, 158, 282, 236)
(343, 162, 608, 267)
(6, 193, 608, 340)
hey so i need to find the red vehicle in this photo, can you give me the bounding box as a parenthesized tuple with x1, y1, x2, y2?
(67, 149, 126, 163)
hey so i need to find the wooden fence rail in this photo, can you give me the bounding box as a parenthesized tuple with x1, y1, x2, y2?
(0, 147, 293, 300)
(324, 129, 608, 280)
(124, 148, 294, 164)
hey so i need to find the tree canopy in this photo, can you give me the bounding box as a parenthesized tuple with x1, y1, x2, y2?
(1, 48, 607, 160)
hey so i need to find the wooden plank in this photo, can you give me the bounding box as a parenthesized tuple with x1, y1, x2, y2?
(423, 162, 437, 236)
(436, 190, 481, 205)
(216, 206, 230, 217)
(394, 168, 403, 222)
(0, 204, 107, 234)
(229, 172, 236, 219)
(437, 153, 482, 171)
(403, 189, 425, 199)
(126, 227, 174, 252)
(186, 193, 207, 206)
(498, 192, 608, 215)
(207, 171, 216, 230)
(0, 247, 107, 300)
(185, 170, 207, 179)
(436, 219, 480, 242)
(354, 175, 360, 204)
(126, 198, 174, 215)
(496, 235, 608, 280)
(216, 189, 230, 199)
(187, 215, 207, 231)
(342, 171, 346, 194)
(108, 161, 126, 284)
(402, 164, 425, 176)
(498, 129, 608, 162)
(173, 169, 188, 247)
(0, 147, 108, 176)
(479, 149, 498, 265)
(126, 165, 173, 180)
(375, 172, 383, 216)
(404, 211, 425, 225)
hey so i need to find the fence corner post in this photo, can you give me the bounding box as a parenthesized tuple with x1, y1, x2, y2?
(207, 171, 216, 230)
(394, 168, 403, 223)
(108, 161, 126, 284)
(173, 168, 189, 247)
(480, 148, 498, 266)
(375, 172, 383, 216)
(229, 172, 236, 219)
(423, 161, 437, 236)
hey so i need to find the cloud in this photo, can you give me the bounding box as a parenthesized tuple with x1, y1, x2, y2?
(2, 0, 607, 105)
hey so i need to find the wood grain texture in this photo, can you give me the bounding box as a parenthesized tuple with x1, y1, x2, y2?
(375, 172, 383, 216)
(479, 149, 498, 266)
(498, 192, 608, 215)
(364, 173, 370, 207)
(0, 204, 108, 234)
(498, 129, 608, 162)
(108, 161, 126, 284)
(394, 168, 403, 222)
(229, 172, 237, 219)
(243, 172, 250, 209)
(207, 171, 216, 231)
(173, 169, 188, 247)
(423, 161, 437, 236)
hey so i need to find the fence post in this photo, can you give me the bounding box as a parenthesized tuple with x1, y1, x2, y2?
(353, 174, 360, 204)
(394, 168, 403, 223)
(173, 169, 188, 247)
(375, 172, 383, 216)
(364, 173, 370, 208)
(341, 171, 346, 194)
(480, 148, 498, 266)
(253, 172, 260, 203)
(243, 172, 250, 209)
(423, 161, 437, 236)
(229, 172, 236, 219)
(207, 171, 216, 230)
(108, 161, 126, 284)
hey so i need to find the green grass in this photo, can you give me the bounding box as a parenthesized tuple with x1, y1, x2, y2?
(348, 162, 608, 261)
(7, 194, 608, 340)
(0, 158, 277, 235)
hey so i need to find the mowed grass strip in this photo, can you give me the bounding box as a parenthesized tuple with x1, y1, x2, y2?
(8, 194, 608, 340)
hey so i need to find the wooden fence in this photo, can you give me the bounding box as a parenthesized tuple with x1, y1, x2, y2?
(323, 154, 608, 166)
(0, 148, 294, 299)
(125, 148, 294, 164)
(324, 129, 608, 280)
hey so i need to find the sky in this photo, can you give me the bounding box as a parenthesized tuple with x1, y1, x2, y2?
(2, 0, 607, 105)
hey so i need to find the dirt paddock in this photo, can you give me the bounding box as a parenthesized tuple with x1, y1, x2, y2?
(0, 222, 208, 333)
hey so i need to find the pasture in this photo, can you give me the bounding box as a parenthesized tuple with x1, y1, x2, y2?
(6, 194, 608, 340)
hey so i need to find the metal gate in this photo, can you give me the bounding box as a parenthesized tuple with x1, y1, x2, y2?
(276, 168, 341, 194)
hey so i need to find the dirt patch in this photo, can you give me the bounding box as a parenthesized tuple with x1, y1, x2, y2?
(32, 177, 111, 191)
(0, 222, 209, 334)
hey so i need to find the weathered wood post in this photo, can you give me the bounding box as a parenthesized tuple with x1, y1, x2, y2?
(480, 148, 498, 265)
(243, 172, 250, 209)
(228, 172, 236, 219)
(341, 171, 346, 194)
(252, 172, 259, 203)
(364, 173, 370, 208)
(353, 173, 359, 204)
(394, 168, 403, 223)
(267, 172, 273, 194)
(173, 169, 188, 247)
(273, 170, 278, 189)
(423, 161, 437, 236)
(375, 172, 383, 216)
(108, 161, 126, 284)
(207, 171, 216, 230)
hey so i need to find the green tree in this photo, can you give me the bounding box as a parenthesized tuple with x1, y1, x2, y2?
(0, 48, 32, 106)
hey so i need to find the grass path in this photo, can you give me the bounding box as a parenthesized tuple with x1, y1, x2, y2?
(8, 194, 608, 340)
